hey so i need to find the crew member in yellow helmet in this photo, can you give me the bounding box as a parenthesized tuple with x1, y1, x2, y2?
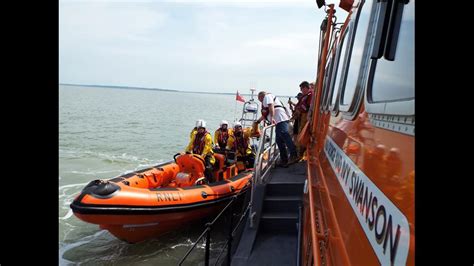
(189, 119, 202, 138)
(226, 121, 260, 170)
(214, 120, 233, 152)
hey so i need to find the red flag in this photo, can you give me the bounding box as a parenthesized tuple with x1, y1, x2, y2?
(236, 91, 245, 102)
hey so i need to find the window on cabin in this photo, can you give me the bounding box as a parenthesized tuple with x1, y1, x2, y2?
(329, 26, 351, 112)
(341, 0, 374, 106)
(369, 0, 414, 103)
(321, 58, 334, 111)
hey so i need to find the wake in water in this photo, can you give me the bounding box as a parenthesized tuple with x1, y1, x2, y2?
(60, 209, 74, 220)
(170, 238, 228, 251)
(59, 230, 109, 265)
(60, 148, 158, 165)
(59, 182, 89, 191)
(59, 182, 88, 211)
(59, 228, 224, 265)
(67, 169, 119, 175)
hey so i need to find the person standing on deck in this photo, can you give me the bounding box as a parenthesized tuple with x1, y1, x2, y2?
(293, 81, 313, 157)
(289, 92, 303, 150)
(256, 91, 298, 167)
(186, 119, 215, 183)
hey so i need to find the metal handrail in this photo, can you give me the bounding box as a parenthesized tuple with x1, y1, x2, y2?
(307, 4, 335, 265)
(253, 124, 278, 184)
(212, 202, 252, 266)
(249, 124, 279, 228)
(296, 204, 303, 266)
(178, 182, 251, 266)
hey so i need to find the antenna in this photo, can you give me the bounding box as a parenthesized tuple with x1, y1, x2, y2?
(250, 87, 256, 101)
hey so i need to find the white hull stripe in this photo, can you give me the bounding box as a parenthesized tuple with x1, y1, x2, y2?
(324, 136, 410, 265)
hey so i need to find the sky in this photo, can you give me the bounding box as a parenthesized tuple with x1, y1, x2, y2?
(59, 0, 340, 96)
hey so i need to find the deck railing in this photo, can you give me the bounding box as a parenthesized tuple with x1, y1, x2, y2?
(249, 124, 279, 228)
(178, 182, 251, 266)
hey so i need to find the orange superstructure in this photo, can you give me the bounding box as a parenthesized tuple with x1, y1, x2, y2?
(301, 0, 414, 265)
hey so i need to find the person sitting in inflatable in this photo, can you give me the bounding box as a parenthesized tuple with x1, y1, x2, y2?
(226, 121, 260, 171)
(214, 120, 233, 153)
(186, 119, 215, 183)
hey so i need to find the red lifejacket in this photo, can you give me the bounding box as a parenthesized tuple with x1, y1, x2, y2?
(192, 131, 210, 155)
(233, 133, 249, 156)
(295, 91, 313, 113)
(217, 129, 229, 149)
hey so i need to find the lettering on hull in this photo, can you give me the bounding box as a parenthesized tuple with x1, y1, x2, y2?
(156, 192, 183, 202)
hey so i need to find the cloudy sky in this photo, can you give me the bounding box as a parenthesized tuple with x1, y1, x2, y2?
(60, 0, 338, 96)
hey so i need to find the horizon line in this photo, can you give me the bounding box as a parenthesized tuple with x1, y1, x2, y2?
(59, 83, 292, 97)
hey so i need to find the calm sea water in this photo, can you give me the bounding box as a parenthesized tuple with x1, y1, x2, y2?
(59, 84, 291, 265)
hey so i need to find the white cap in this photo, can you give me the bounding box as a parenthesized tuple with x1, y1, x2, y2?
(220, 120, 229, 127)
(196, 119, 206, 128)
(233, 121, 242, 128)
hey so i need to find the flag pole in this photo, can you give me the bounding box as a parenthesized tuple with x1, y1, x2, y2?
(234, 91, 238, 123)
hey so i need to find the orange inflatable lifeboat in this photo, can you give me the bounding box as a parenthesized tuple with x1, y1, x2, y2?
(70, 153, 252, 243)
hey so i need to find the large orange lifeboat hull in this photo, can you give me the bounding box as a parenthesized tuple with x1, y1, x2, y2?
(70, 154, 252, 243)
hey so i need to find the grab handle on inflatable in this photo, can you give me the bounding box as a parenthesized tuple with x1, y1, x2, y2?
(192, 154, 206, 166)
(173, 152, 183, 163)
